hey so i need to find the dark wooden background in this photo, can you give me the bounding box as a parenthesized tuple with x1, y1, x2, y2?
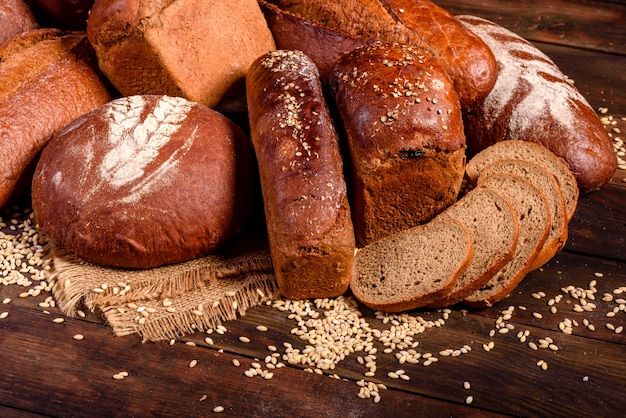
(1, 1, 625, 417)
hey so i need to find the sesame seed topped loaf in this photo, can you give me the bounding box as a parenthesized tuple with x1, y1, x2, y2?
(32, 95, 256, 269)
(259, 0, 498, 108)
(86, 0, 276, 112)
(0, 28, 111, 210)
(428, 187, 519, 308)
(331, 42, 466, 246)
(458, 15, 617, 193)
(246, 50, 356, 300)
(350, 218, 473, 313)
(464, 173, 551, 308)
(479, 159, 569, 271)
(465, 140, 579, 222)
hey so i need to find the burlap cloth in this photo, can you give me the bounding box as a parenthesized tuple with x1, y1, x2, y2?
(46, 229, 280, 342)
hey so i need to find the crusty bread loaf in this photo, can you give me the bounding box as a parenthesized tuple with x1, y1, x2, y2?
(331, 42, 466, 245)
(480, 159, 568, 270)
(32, 95, 256, 269)
(465, 140, 579, 222)
(350, 219, 473, 313)
(0, 0, 38, 46)
(464, 173, 551, 308)
(259, 0, 497, 108)
(87, 0, 276, 112)
(246, 50, 356, 300)
(458, 15, 616, 193)
(428, 187, 519, 308)
(0, 28, 112, 209)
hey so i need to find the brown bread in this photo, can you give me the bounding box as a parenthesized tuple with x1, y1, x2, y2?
(246, 50, 356, 300)
(32, 95, 256, 269)
(87, 0, 276, 112)
(350, 219, 473, 313)
(331, 42, 466, 245)
(259, 0, 497, 108)
(428, 187, 519, 308)
(0, 0, 38, 45)
(0, 28, 112, 209)
(464, 174, 551, 308)
(458, 15, 616, 193)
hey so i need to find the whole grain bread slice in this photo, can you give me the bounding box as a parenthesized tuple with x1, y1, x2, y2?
(480, 159, 568, 271)
(465, 140, 579, 221)
(350, 219, 473, 313)
(428, 186, 519, 308)
(464, 173, 550, 308)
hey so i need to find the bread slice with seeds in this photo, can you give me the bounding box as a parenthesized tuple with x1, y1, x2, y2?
(465, 140, 579, 221)
(464, 173, 550, 308)
(350, 219, 473, 313)
(479, 159, 568, 270)
(428, 186, 519, 308)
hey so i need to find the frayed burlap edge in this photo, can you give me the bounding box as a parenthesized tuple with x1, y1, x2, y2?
(46, 237, 280, 342)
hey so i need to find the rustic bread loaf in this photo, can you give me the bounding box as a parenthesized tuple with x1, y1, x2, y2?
(246, 50, 356, 300)
(331, 42, 466, 246)
(0, 0, 38, 45)
(428, 187, 519, 308)
(259, 0, 497, 108)
(464, 173, 551, 308)
(350, 219, 473, 313)
(86, 0, 276, 112)
(458, 15, 616, 193)
(479, 159, 568, 270)
(0, 28, 111, 209)
(465, 140, 579, 222)
(32, 95, 256, 269)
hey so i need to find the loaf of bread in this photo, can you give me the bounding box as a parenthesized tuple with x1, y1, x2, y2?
(0, 28, 112, 209)
(351, 218, 473, 313)
(331, 42, 466, 245)
(465, 173, 551, 307)
(32, 95, 256, 269)
(465, 140, 579, 222)
(479, 159, 568, 271)
(246, 50, 356, 300)
(0, 0, 38, 45)
(259, 0, 497, 108)
(458, 15, 617, 193)
(428, 187, 519, 308)
(86, 0, 276, 112)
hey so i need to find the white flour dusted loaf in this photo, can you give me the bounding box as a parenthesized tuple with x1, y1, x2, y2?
(458, 15, 616, 193)
(32, 95, 256, 269)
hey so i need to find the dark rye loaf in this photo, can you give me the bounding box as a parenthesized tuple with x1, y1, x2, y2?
(246, 50, 356, 300)
(331, 42, 466, 246)
(465, 173, 551, 308)
(32, 95, 256, 269)
(458, 15, 616, 193)
(350, 219, 473, 313)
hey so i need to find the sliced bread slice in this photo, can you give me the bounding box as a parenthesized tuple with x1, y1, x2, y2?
(428, 186, 519, 308)
(480, 159, 568, 270)
(464, 173, 550, 308)
(466, 140, 579, 221)
(350, 219, 473, 313)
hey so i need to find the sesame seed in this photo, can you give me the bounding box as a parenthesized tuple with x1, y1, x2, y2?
(0, 312, 8, 319)
(464, 381, 471, 390)
(239, 336, 251, 343)
(465, 396, 474, 404)
(189, 360, 198, 368)
(213, 405, 225, 413)
(73, 334, 84, 341)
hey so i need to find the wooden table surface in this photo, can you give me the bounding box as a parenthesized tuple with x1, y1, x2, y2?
(1, 1, 625, 417)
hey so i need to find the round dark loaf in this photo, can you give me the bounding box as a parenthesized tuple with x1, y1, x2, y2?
(0, 0, 38, 45)
(331, 42, 466, 246)
(0, 28, 112, 209)
(32, 95, 256, 269)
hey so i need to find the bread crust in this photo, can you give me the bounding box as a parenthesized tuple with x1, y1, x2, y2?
(32, 95, 256, 269)
(331, 42, 466, 245)
(246, 50, 356, 300)
(0, 0, 38, 46)
(0, 28, 112, 209)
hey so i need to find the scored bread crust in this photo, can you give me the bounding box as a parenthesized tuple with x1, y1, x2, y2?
(464, 173, 551, 308)
(350, 219, 473, 313)
(246, 50, 356, 300)
(428, 187, 519, 308)
(479, 159, 569, 271)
